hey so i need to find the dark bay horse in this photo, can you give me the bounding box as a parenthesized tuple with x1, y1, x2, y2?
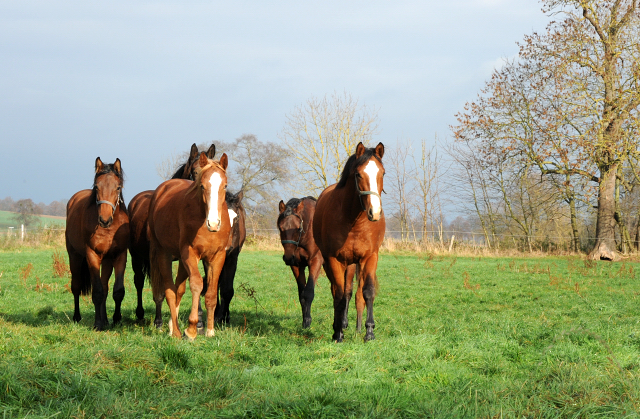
(148, 152, 231, 339)
(313, 142, 386, 342)
(128, 143, 215, 322)
(66, 157, 129, 330)
(277, 197, 324, 328)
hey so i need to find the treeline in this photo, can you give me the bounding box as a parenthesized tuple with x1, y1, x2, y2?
(0, 197, 67, 218)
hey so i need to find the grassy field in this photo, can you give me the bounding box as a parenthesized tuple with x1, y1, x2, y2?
(0, 248, 639, 418)
(0, 210, 65, 230)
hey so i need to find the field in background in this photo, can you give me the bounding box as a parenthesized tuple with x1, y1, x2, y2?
(0, 210, 65, 231)
(0, 248, 639, 417)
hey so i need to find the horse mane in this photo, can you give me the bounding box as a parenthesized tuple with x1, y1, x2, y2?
(336, 147, 380, 189)
(171, 163, 188, 180)
(278, 196, 315, 220)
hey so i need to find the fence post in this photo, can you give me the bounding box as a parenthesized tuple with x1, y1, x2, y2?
(21, 224, 24, 241)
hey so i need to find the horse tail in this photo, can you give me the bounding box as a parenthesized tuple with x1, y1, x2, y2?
(79, 257, 92, 296)
(149, 242, 165, 302)
(141, 253, 151, 282)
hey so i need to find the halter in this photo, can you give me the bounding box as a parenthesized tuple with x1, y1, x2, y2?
(280, 212, 304, 248)
(94, 184, 121, 215)
(355, 173, 381, 211)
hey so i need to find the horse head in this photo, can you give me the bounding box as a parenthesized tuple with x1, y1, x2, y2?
(354, 142, 385, 222)
(93, 157, 124, 228)
(195, 152, 228, 232)
(278, 198, 305, 266)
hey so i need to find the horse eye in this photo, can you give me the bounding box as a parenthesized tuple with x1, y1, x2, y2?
(201, 185, 205, 190)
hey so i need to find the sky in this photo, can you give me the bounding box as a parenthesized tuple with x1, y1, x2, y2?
(0, 0, 552, 205)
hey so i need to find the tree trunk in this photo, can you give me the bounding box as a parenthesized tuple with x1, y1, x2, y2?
(568, 194, 580, 253)
(588, 163, 619, 261)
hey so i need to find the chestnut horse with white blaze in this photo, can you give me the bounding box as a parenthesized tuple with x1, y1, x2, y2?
(128, 143, 215, 324)
(66, 157, 129, 330)
(313, 142, 385, 342)
(277, 197, 324, 328)
(148, 152, 230, 340)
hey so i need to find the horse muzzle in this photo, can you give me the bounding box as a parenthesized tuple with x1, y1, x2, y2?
(283, 254, 299, 266)
(98, 216, 113, 228)
(367, 208, 382, 222)
(206, 218, 221, 232)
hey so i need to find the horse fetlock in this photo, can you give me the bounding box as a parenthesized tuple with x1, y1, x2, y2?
(182, 330, 196, 342)
(112, 312, 122, 325)
(333, 330, 344, 343)
(302, 316, 312, 329)
(136, 306, 145, 320)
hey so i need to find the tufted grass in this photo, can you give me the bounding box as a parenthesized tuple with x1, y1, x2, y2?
(0, 249, 639, 417)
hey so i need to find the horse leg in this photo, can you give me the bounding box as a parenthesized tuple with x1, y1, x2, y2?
(158, 255, 180, 338)
(99, 257, 113, 329)
(198, 260, 208, 331)
(215, 254, 237, 325)
(131, 254, 145, 321)
(203, 252, 225, 337)
(182, 251, 204, 341)
(325, 258, 347, 342)
(68, 250, 85, 323)
(355, 272, 365, 333)
(290, 265, 308, 328)
(302, 253, 323, 329)
(111, 251, 127, 325)
(86, 250, 106, 331)
(342, 264, 356, 330)
(170, 262, 188, 337)
(360, 254, 379, 342)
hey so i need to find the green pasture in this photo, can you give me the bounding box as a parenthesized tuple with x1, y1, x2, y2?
(0, 210, 65, 230)
(0, 249, 639, 418)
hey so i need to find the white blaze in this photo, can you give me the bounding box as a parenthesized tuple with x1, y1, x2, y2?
(363, 160, 382, 215)
(228, 209, 238, 228)
(207, 173, 223, 230)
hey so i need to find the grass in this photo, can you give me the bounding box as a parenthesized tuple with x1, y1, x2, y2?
(0, 249, 639, 417)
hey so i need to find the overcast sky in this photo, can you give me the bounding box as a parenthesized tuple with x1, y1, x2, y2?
(0, 0, 552, 204)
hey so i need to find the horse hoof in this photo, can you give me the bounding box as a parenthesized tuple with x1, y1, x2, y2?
(364, 332, 375, 342)
(302, 318, 311, 329)
(136, 308, 145, 320)
(73, 314, 81, 323)
(113, 314, 122, 325)
(182, 331, 196, 342)
(333, 331, 344, 343)
(197, 327, 205, 336)
(154, 321, 163, 330)
(205, 328, 215, 338)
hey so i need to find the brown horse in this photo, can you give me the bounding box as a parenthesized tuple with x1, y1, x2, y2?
(277, 197, 324, 328)
(148, 152, 230, 339)
(66, 157, 129, 330)
(313, 142, 385, 342)
(128, 143, 215, 322)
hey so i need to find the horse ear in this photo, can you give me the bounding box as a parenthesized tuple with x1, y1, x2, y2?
(219, 153, 228, 170)
(278, 200, 285, 214)
(355, 142, 365, 158)
(113, 158, 122, 175)
(95, 157, 103, 173)
(375, 142, 385, 159)
(206, 144, 216, 159)
(198, 152, 208, 168)
(236, 190, 244, 202)
(189, 143, 199, 160)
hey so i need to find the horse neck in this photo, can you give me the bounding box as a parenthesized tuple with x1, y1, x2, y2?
(338, 177, 364, 222)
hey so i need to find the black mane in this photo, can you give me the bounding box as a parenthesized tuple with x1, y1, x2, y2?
(336, 147, 380, 189)
(279, 196, 316, 219)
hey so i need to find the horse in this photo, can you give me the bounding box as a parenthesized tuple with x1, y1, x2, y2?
(128, 143, 215, 322)
(312, 142, 386, 342)
(148, 152, 231, 339)
(277, 196, 324, 328)
(65, 157, 129, 330)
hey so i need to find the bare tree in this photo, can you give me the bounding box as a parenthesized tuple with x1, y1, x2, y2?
(386, 139, 415, 241)
(156, 152, 186, 181)
(13, 199, 41, 227)
(279, 91, 379, 195)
